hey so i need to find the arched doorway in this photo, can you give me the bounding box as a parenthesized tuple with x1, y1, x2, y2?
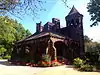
(54, 41, 67, 58)
(54, 41, 71, 64)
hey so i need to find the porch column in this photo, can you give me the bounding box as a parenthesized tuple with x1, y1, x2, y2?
(52, 42, 57, 60)
(46, 39, 57, 60)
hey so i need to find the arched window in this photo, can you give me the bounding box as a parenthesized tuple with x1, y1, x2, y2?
(76, 19, 79, 25)
(71, 19, 75, 26)
(79, 17, 82, 23)
(67, 21, 70, 26)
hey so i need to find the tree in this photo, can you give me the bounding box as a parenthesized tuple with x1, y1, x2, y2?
(0, 0, 70, 20)
(0, 16, 31, 55)
(84, 35, 100, 64)
(0, 16, 15, 44)
(0, 45, 6, 57)
(25, 29, 31, 37)
(62, 0, 71, 9)
(87, 0, 100, 27)
(0, 0, 46, 19)
(84, 35, 100, 53)
(84, 35, 92, 43)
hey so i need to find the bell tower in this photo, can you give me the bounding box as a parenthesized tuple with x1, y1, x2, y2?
(65, 6, 84, 58)
(65, 6, 83, 28)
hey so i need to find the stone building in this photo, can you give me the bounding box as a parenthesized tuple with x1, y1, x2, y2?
(11, 6, 84, 63)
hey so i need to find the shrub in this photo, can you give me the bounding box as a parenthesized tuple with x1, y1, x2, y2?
(73, 58, 85, 68)
(3, 55, 11, 59)
(95, 63, 100, 69)
(51, 60, 61, 66)
(73, 57, 97, 72)
(42, 54, 51, 62)
(30, 60, 34, 63)
(38, 60, 51, 67)
(0, 45, 6, 56)
(38, 54, 51, 67)
(80, 64, 95, 71)
(37, 54, 65, 67)
(0, 56, 3, 59)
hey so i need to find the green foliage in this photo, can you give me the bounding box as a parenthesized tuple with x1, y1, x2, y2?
(84, 35, 100, 64)
(73, 57, 96, 71)
(51, 61, 61, 66)
(0, 16, 31, 56)
(96, 64, 100, 69)
(37, 54, 62, 67)
(84, 35, 92, 43)
(25, 30, 32, 37)
(3, 55, 11, 59)
(80, 64, 95, 72)
(0, 57, 3, 59)
(85, 41, 100, 54)
(73, 58, 85, 68)
(37, 54, 51, 67)
(30, 60, 34, 64)
(38, 61, 51, 67)
(87, 0, 100, 26)
(0, 45, 6, 56)
(0, 16, 15, 44)
(42, 54, 51, 62)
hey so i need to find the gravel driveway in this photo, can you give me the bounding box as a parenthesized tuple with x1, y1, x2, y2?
(0, 60, 100, 75)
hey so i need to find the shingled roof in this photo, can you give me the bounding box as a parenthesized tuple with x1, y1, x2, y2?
(68, 6, 80, 15)
(16, 31, 66, 44)
(65, 6, 83, 20)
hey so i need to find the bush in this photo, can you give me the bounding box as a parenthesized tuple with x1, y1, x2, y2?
(51, 60, 61, 66)
(42, 54, 51, 62)
(38, 54, 51, 67)
(30, 60, 34, 63)
(73, 57, 97, 72)
(57, 56, 70, 65)
(38, 54, 62, 67)
(73, 58, 85, 68)
(0, 56, 3, 59)
(3, 55, 11, 59)
(38, 60, 51, 67)
(0, 45, 6, 56)
(80, 64, 95, 71)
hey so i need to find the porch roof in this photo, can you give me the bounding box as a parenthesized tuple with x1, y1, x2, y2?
(17, 31, 66, 43)
(26, 31, 65, 40)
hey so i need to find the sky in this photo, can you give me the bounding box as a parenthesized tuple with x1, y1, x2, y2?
(11, 0, 100, 42)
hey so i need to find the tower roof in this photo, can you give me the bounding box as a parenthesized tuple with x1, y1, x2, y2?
(65, 6, 83, 20)
(68, 6, 80, 15)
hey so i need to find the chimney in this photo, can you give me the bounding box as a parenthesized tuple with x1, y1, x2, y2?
(36, 21, 42, 33)
(52, 18, 60, 30)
